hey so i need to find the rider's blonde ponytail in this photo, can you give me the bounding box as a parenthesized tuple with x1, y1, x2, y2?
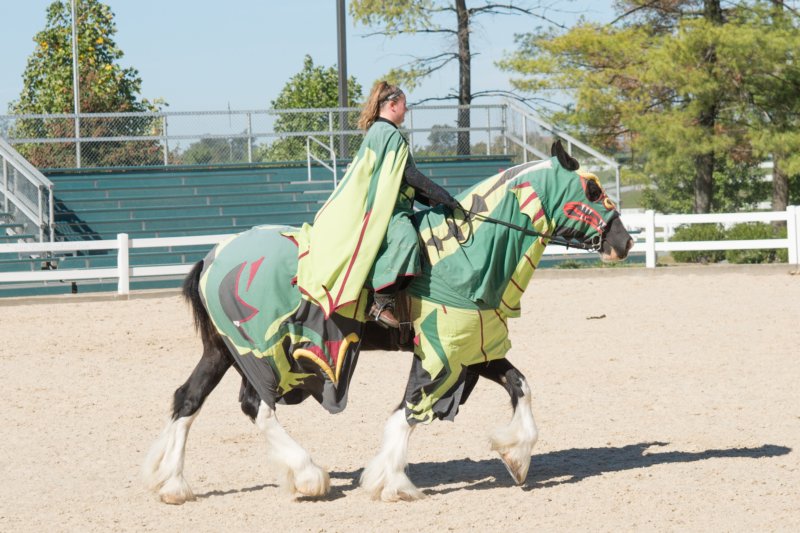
(357, 81, 403, 131)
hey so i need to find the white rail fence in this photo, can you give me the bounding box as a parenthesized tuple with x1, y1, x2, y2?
(0, 208, 797, 296)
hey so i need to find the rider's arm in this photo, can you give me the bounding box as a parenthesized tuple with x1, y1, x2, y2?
(403, 158, 460, 209)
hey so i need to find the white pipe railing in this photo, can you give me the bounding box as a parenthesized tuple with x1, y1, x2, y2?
(0, 208, 797, 296)
(0, 137, 55, 242)
(306, 135, 338, 186)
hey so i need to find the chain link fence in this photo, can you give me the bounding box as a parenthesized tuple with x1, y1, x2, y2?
(0, 104, 509, 169)
(0, 102, 621, 202)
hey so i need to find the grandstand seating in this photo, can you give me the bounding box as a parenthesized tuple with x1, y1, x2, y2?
(0, 156, 514, 295)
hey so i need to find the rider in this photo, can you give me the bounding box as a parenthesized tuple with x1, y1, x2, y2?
(295, 81, 460, 328)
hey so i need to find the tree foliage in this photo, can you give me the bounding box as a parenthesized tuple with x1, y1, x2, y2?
(176, 137, 250, 166)
(350, 0, 559, 155)
(9, 0, 163, 168)
(258, 55, 362, 162)
(500, 0, 800, 213)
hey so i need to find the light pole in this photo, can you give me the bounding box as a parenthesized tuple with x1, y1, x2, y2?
(70, 0, 81, 167)
(336, 0, 348, 159)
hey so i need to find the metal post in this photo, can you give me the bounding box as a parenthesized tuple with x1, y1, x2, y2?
(522, 115, 528, 163)
(502, 104, 508, 156)
(162, 115, 169, 166)
(328, 111, 335, 157)
(336, 0, 349, 159)
(615, 165, 622, 210)
(486, 107, 491, 155)
(247, 112, 253, 163)
(37, 186, 44, 242)
(2, 158, 8, 212)
(306, 137, 312, 182)
(407, 109, 414, 153)
(645, 209, 656, 268)
(70, 0, 81, 168)
(48, 186, 54, 243)
(117, 233, 130, 296)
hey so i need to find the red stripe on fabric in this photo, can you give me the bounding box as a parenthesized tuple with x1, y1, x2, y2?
(298, 250, 309, 260)
(509, 277, 523, 292)
(493, 309, 508, 332)
(478, 310, 488, 362)
(372, 271, 419, 292)
(334, 211, 372, 309)
(413, 334, 420, 346)
(246, 257, 264, 291)
(532, 208, 545, 223)
(298, 286, 323, 310)
(501, 298, 520, 311)
(323, 285, 334, 317)
(512, 181, 531, 190)
(234, 263, 259, 324)
(519, 191, 539, 210)
(441, 304, 447, 314)
(281, 233, 299, 247)
(523, 254, 536, 268)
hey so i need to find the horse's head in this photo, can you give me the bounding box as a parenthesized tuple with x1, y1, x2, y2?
(547, 141, 633, 262)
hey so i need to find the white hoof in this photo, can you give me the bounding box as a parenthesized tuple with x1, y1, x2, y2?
(289, 461, 331, 498)
(361, 456, 424, 501)
(491, 437, 533, 485)
(380, 476, 425, 502)
(158, 476, 195, 505)
(490, 381, 538, 485)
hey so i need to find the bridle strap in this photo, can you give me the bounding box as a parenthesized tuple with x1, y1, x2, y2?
(455, 208, 603, 252)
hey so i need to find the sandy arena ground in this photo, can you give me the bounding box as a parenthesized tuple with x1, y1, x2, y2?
(1, 264, 799, 532)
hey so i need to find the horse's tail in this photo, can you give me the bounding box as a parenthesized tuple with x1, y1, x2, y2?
(182, 260, 218, 346)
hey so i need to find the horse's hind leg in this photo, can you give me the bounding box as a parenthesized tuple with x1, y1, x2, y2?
(474, 359, 538, 484)
(142, 339, 231, 504)
(248, 396, 330, 498)
(360, 408, 423, 501)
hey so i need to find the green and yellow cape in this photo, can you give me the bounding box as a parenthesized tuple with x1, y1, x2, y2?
(295, 121, 409, 317)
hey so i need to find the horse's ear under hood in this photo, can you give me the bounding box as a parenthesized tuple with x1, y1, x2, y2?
(551, 140, 579, 171)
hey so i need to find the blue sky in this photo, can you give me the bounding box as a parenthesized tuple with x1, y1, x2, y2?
(0, 1, 615, 113)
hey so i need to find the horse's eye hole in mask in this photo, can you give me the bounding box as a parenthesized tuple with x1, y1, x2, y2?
(584, 177, 604, 203)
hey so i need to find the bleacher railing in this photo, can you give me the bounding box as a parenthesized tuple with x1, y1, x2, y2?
(503, 101, 622, 205)
(306, 136, 338, 186)
(0, 137, 54, 243)
(0, 208, 797, 296)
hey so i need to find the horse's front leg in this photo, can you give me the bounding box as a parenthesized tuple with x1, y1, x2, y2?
(474, 359, 538, 484)
(360, 407, 423, 501)
(252, 397, 330, 498)
(142, 339, 231, 504)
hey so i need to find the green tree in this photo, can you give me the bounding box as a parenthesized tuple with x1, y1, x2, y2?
(177, 137, 250, 166)
(258, 55, 362, 162)
(730, 1, 800, 213)
(350, 0, 559, 155)
(500, 0, 800, 213)
(9, 0, 163, 168)
(413, 123, 458, 156)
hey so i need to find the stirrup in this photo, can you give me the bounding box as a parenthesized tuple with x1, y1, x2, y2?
(370, 301, 400, 329)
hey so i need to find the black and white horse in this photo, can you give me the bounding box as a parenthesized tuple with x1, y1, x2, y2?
(143, 142, 633, 503)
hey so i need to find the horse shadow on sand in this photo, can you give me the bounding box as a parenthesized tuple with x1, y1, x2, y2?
(328, 442, 791, 497)
(193, 442, 790, 501)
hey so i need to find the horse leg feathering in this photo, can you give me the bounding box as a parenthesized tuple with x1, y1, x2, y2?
(255, 401, 330, 498)
(360, 408, 424, 501)
(475, 360, 538, 485)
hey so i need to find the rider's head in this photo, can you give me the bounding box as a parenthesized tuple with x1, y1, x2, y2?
(358, 81, 407, 131)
